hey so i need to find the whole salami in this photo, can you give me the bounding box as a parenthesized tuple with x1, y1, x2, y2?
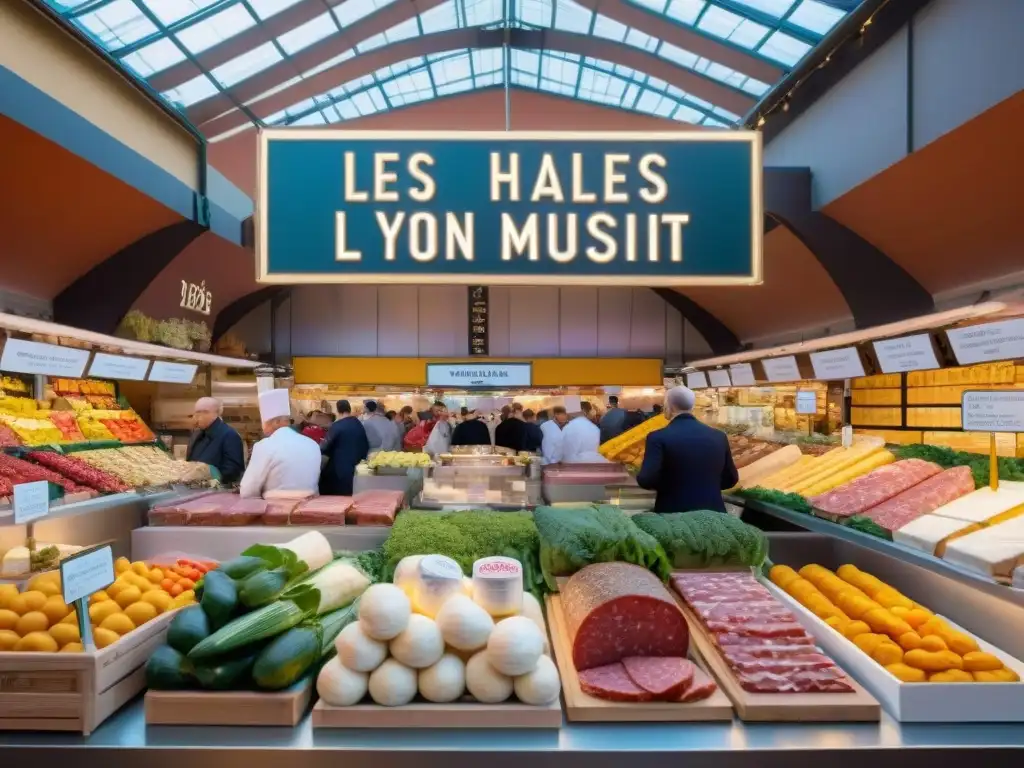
(561, 562, 688, 671)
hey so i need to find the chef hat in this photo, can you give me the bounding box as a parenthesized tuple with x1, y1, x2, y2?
(258, 388, 291, 423)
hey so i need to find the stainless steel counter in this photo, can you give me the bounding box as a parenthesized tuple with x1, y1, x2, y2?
(1, 698, 1023, 767)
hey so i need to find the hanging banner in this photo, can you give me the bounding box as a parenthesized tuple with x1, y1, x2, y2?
(1, 339, 89, 377)
(426, 362, 532, 388)
(468, 286, 489, 356)
(729, 363, 756, 386)
(873, 334, 940, 374)
(256, 130, 762, 286)
(947, 319, 1024, 366)
(809, 347, 866, 380)
(761, 356, 801, 383)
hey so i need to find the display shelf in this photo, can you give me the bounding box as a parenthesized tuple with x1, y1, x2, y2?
(729, 494, 1024, 609)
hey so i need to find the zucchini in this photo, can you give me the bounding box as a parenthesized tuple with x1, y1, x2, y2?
(219, 555, 268, 580)
(239, 567, 293, 608)
(253, 603, 358, 691)
(201, 570, 238, 629)
(193, 648, 260, 690)
(188, 589, 319, 660)
(167, 605, 211, 655)
(146, 645, 194, 690)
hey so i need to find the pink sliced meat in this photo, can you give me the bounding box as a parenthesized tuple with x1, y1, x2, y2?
(679, 668, 718, 702)
(563, 563, 689, 671)
(704, 620, 809, 638)
(721, 650, 836, 674)
(692, 600, 795, 622)
(292, 495, 352, 525)
(811, 459, 942, 519)
(714, 633, 815, 649)
(737, 669, 853, 693)
(579, 663, 653, 702)
(622, 657, 694, 700)
(863, 466, 975, 533)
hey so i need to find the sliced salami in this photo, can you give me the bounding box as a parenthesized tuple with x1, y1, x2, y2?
(622, 656, 695, 701)
(679, 667, 718, 703)
(579, 662, 653, 702)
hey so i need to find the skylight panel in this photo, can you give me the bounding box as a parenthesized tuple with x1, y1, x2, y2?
(210, 42, 283, 86)
(120, 38, 186, 76)
(473, 48, 502, 74)
(739, 76, 770, 96)
(542, 53, 580, 86)
(592, 15, 628, 42)
(553, 0, 593, 34)
(673, 104, 705, 123)
(292, 112, 327, 125)
(658, 42, 698, 69)
(702, 116, 730, 127)
(303, 48, 356, 78)
(787, 0, 844, 34)
(380, 17, 421, 44)
(333, 0, 400, 27)
(77, 0, 156, 49)
(176, 5, 256, 54)
(140, 0, 221, 26)
(248, 0, 306, 20)
(276, 12, 335, 55)
(420, 0, 458, 32)
(663, 0, 705, 25)
(161, 73, 218, 107)
(512, 49, 541, 74)
(431, 53, 473, 83)
(355, 32, 388, 52)
(636, 89, 675, 116)
(758, 29, 812, 65)
(712, 105, 741, 121)
(463, 0, 503, 26)
(728, 0, 796, 18)
(518, 0, 553, 26)
(623, 28, 658, 52)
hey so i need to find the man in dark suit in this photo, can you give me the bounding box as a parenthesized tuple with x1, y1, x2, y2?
(494, 403, 527, 452)
(320, 399, 369, 496)
(186, 397, 244, 484)
(636, 386, 738, 513)
(451, 408, 491, 446)
(521, 409, 544, 453)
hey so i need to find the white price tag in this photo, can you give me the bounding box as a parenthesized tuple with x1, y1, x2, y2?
(841, 425, 853, 448)
(872, 334, 939, 374)
(729, 363, 756, 386)
(13, 481, 49, 524)
(708, 369, 731, 388)
(809, 347, 865, 380)
(88, 352, 151, 381)
(947, 319, 1024, 366)
(961, 390, 1024, 432)
(61, 545, 115, 605)
(148, 361, 198, 384)
(761, 356, 801, 383)
(0, 339, 89, 377)
(686, 371, 709, 389)
(795, 390, 818, 415)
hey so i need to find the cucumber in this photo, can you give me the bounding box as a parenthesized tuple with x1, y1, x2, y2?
(201, 570, 238, 629)
(146, 645, 194, 690)
(219, 555, 268, 581)
(252, 626, 320, 691)
(193, 648, 260, 690)
(239, 567, 292, 608)
(167, 605, 211, 655)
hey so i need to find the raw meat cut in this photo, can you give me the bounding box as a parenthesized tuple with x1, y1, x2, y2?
(714, 633, 815, 649)
(810, 459, 942, 519)
(720, 649, 835, 674)
(622, 656, 694, 700)
(679, 668, 717, 702)
(291, 495, 353, 525)
(221, 497, 268, 525)
(262, 498, 306, 525)
(863, 466, 975, 533)
(736, 669, 853, 693)
(691, 600, 795, 622)
(704, 620, 808, 638)
(349, 489, 404, 525)
(562, 562, 689, 671)
(579, 662, 653, 702)
(148, 492, 234, 525)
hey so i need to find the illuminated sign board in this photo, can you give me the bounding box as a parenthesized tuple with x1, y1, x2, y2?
(257, 130, 762, 286)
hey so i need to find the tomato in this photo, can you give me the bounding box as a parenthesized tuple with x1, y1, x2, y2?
(186, 568, 201, 582)
(160, 578, 174, 592)
(169, 583, 183, 597)
(179, 578, 195, 591)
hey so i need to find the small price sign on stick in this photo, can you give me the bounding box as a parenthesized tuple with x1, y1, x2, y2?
(961, 390, 1024, 492)
(60, 545, 115, 651)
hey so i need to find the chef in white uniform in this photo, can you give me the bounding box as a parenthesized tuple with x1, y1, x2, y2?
(239, 388, 322, 499)
(560, 402, 610, 464)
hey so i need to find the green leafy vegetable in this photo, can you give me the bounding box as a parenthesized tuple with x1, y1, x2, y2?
(738, 486, 814, 514)
(533, 505, 671, 591)
(845, 515, 890, 539)
(383, 510, 543, 596)
(632, 510, 769, 569)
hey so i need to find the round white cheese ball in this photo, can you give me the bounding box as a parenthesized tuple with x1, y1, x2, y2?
(513, 654, 561, 705)
(418, 653, 466, 703)
(390, 613, 445, 669)
(486, 615, 545, 676)
(335, 621, 388, 672)
(359, 583, 411, 641)
(317, 657, 368, 707)
(436, 594, 495, 651)
(465, 651, 513, 704)
(368, 658, 418, 707)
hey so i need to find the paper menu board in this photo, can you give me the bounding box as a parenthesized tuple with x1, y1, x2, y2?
(872, 334, 940, 374)
(707, 369, 731, 388)
(686, 371, 709, 389)
(761, 356, 801, 382)
(0, 338, 89, 377)
(148, 361, 198, 384)
(729, 363, 756, 386)
(809, 347, 865, 380)
(947, 318, 1024, 366)
(88, 352, 150, 381)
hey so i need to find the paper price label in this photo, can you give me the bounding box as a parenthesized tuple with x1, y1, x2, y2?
(872, 334, 939, 374)
(947, 319, 1024, 366)
(809, 347, 865, 380)
(61, 545, 116, 605)
(708, 369, 731, 388)
(795, 390, 818, 415)
(0, 338, 89, 377)
(686, 371, 709, 389)
(729, 363, 756, 386)
(89, 352, 151, 380)
(13, 481, 49, 524)
(962, 390, 1024, 433)
(149, 361, 199, 384)
(761, 356, 801, 383)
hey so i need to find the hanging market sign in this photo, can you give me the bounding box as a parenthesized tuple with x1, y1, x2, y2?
(947, 318, 1024, 366)
(256, 130, 762, 286)
(88, 352, 150, 381)
(180, 280, 213, 315)
(708, 369, 731, 388)
(468, 286, 489, 356)
(0, 338, 89, 377)
(873, 333, 940, 374)
(961, 390, 1024, 432)
(729, 363, 756, 386)
(426, 362, 532, 388)
(761, 356, 801, 383)
(809, 347, 865, 380)
(148, 361, 198, 385)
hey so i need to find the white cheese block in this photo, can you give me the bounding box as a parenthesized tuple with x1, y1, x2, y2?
(893, 514, 976, 555)
(929, 482, 1024, 523)
(943, 517, 1024, 578)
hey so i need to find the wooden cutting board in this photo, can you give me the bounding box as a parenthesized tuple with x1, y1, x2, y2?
(145, 678, 313, 726)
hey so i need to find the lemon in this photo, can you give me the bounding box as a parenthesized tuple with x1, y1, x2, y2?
(115, 556, 131, 575)
(60, 610, 79, 625)
(32, 580, 61, 598)
(0, 629, 19, 650)
(6, 594, 29, 616)
(124, 601, 157, 627)
(149, 568, 164, 583)
(106, 579, 128, 599)
(19, 591, 48, 612)
(114, 585, 142, 609)
(131, 561, 150, 578)
(0, 584, 17, 610)
(60, 642, 84, 653)
(15, 611, 49, 635)
(0, 609, 19, 631)
(99, 612, 136, 635)
(26, 572, 60, 592)
(93, 627, 120, 649)
(14, 631, 59, 652)
(140, 590, 172, 614)
(90, 590, 110, 605)
(41, 595, 70, 626)
(48, 622, 80, 648)
(88, 600, 121, 625)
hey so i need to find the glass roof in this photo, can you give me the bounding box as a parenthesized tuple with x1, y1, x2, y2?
(46, 0, 857, 137)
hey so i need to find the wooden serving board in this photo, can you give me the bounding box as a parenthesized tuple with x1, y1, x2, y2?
(313, 695, 562, 729)
(545, 594, 734, 722)
(673, 598, 880, 722)
(145, 678, 314, 726)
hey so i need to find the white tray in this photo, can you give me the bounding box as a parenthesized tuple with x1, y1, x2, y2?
(759, 575, 1024, 722)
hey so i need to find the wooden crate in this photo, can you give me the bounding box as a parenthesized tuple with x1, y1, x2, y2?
(0, 609, 174, 734)
(313, 695, 562, 729)
(145, 678, 314, 726)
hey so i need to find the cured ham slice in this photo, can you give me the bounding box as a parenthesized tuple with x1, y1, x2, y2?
(579, 662, 652, 702)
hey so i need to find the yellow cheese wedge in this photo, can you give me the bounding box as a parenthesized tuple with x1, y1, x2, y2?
(759, 455, 817, 491)
(800, 449, 895, 498)
(737, 445, 802, 489)
(772, 447, 849, 489)
(786, 445, 882, 494)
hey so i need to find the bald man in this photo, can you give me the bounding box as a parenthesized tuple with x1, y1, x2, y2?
(636, 386, 738, 513)
(186, 397, 245, 485)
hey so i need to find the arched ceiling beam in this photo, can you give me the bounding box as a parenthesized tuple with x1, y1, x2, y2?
(212, 285, 290, 344)
(652, 289, 741, 357)
(763, 167, 934, 328)
(199, 27, 756, 137)
(53, 220, 206, 335)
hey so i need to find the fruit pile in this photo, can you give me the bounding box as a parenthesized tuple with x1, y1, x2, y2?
(0, 416, 64, 445)
(49, 412, 86, 442)
(51, 379, 115, 396)
(100, 418, 154, 443)
(146, 557, 216, 598)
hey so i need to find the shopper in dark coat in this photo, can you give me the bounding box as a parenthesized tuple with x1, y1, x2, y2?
(187, 397, 245, 484)
(451, 409, 491, 447)
(320, 400, 369, 496)
(521, 409, 544, 453)
(637, 387, 738, 514)
(494, 404, 527, 452)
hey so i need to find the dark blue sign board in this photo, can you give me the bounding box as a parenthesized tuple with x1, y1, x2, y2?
(256, 130, 762, 286)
